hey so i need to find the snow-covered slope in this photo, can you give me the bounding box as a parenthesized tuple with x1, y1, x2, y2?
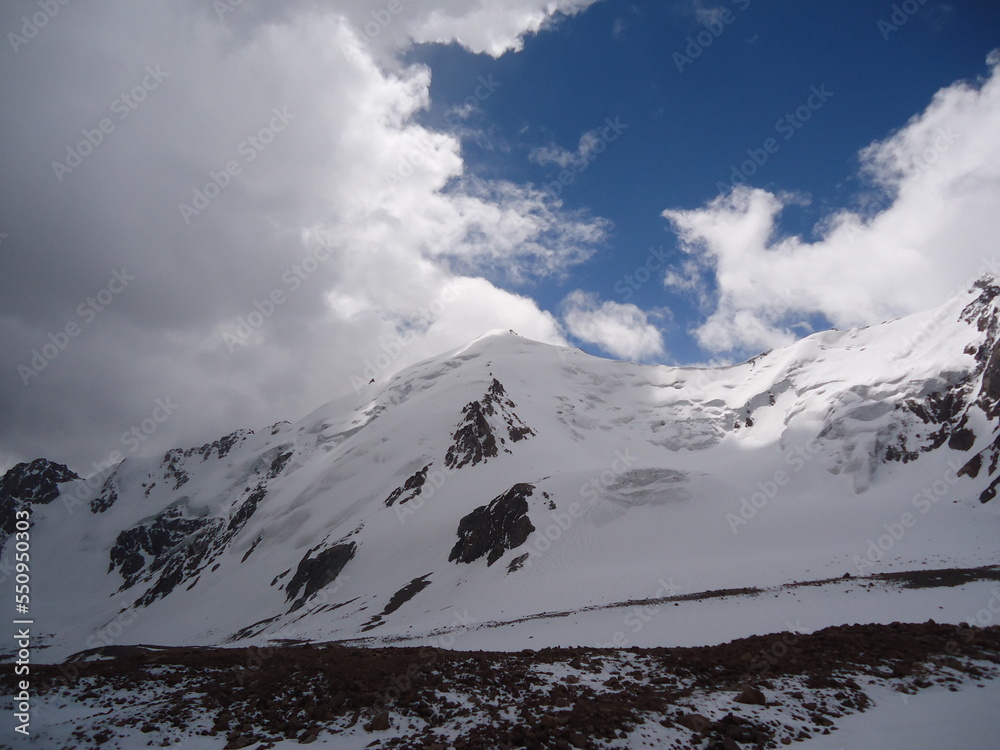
(4, 278, 1000, 660)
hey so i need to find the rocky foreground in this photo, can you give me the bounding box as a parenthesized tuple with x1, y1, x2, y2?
(4, 621, 999, 749)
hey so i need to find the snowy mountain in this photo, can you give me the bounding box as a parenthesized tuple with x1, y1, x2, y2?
(3, 277, 1000, 663)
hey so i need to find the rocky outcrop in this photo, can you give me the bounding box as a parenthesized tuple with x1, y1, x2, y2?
(813, 279, 1000, 501)
(444, 379, 534, 470)
(362, 574, 433, 631)
(946, 277, 1000, 501)
(109, 478, 271, 605)
(0, 459, 79, 553)
(228, 484, 267, 535)
(134, 519, 224, 607)
(22, 622, 999, 750)
(449, 483, 535, 566)
(0, 458, 79, 506)
(445, 401, 498, 470)
(265, 451, 293, 480)
(90, 473, 119, 514)
(109, 504, 214, 589)
(285, 542, 356, 612)
(384, 464, 431, 507)
(161, 430, 256, 492)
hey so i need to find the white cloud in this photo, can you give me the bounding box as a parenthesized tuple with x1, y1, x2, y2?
(663, 51, 1000, 354)
(406, 0, 599, 57)
(690, 2, 728, 28)
(562, 291, 666, 361)
(530, 130, 605, 170)
(324, 0, 599, 61)
(0, 0, 604, 472)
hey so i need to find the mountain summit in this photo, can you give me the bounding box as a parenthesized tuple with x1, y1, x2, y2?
(4, 278, 1000, 659)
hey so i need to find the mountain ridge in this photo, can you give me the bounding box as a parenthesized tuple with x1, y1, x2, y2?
(3, 277, 1000, 662)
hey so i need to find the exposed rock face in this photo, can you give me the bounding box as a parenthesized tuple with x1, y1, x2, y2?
(0, 459, 79, 553)
(816, 277, 1000, 500)
(445, 401, 498, 470)
(381, 574, 432, 615)
(162, 451, 191, 491)
(134, 520, 224, 608)
(285, 542, 356, 612)
(444, 379, 534, 470)
(192, 430, 255, 461)
(980, 343, 1000, 412)
(898, 385, 972, 456)
(978, 475, 1000, 505)
(0, 458, 79, 506)
(109, 478, 272, 605)
(90, 473, 119, 514)
(266, 451, 293, 480)
(384, 464, 431, 507)
(489, 378, 535, 444)
(109, 504, 214, 589)
(228, 484, 267, 535)
(950, 277, 1000, 501)
(161, 430, 256, 491)
(362, 574, 433, 631)
(449, 483, 535, 566)
(507, 552, 530, 574)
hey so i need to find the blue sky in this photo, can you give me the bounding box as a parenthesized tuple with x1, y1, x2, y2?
(414, 0, 1000, 363)
(2, 0, 1000, 471)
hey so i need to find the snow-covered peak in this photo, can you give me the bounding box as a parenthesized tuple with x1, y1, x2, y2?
(3, 279, 1000, 660)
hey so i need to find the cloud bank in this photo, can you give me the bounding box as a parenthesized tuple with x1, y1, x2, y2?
(663, 51, 1000, 354)
(0, 0, 601, 473)
(562, 291, 666, 361)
